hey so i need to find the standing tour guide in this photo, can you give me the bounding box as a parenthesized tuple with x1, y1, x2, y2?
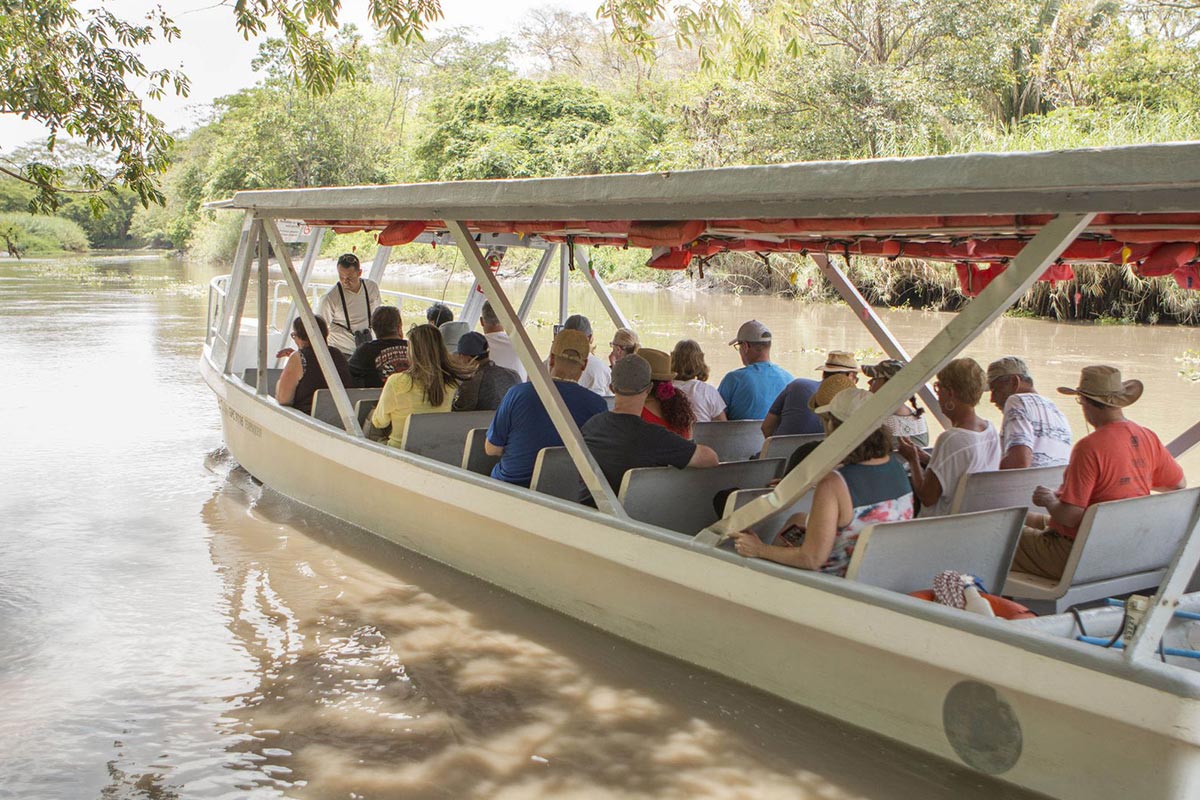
(317, 253, 382, 356)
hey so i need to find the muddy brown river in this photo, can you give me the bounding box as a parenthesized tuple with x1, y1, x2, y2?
(1, 252, 1195, 799)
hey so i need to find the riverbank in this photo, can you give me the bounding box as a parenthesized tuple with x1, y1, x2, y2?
(298, 248, 1200, 326)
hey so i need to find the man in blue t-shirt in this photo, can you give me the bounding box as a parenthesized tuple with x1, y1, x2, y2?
(717, 320, 794, 420)
(485, 329, 608, 486)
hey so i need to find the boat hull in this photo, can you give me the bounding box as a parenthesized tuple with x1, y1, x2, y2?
(205, 354, 1200, 799)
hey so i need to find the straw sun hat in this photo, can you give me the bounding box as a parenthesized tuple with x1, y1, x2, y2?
(808, 373, 857, 411)
(1057, 365, 1143, 408)
(817, 350, 859, 374)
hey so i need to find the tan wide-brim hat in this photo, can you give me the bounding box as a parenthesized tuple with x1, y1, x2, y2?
(638, 348, 676, 381)
(808, 373, 857, 411)
(1057, 365, 1143, 408)
(817, 350, 859, 373)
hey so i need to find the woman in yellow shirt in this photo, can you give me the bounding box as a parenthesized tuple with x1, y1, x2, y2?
(371, 324, 471, 448)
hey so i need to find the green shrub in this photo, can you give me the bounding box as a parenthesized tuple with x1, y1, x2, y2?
(0, 212, 89, 255)
(188, 212, 245, 264)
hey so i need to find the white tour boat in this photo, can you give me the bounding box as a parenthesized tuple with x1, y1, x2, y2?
(202, 143, 1200, 799)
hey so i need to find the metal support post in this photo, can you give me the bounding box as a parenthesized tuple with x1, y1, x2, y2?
(1167, 421, 1200, 460)
(558, 244, 570, 325)
(460, 278, 484, 327)
(220, 214, 258, 375)
(262, 220, 363, 436)
(576, 246, 633, 331)
(256, 231, 270, 396)
(462, 247, 510, 324)
(1125, 506, 1200, 663)
(811, 252, 948, 429)
(517, 246, 556, 323)
(698, 212, 1095, 544)
(444, 220, 626, 518)
(366, 244, 392, 286)
(278, 226, 327, 352)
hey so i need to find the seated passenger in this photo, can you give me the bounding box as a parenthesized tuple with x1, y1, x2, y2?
(544, 314, 611, 396)
(806, 373, 855, 415)
(578, 354, 719, 504)
(670, 339, 727, 423)
(438, 320, 471, 359)
(717, 320, 793, 420)
(485, 329, 609, 487)
(452, 332, 520, 412)
(370, 324, 470, 448)
(986, 356, 1071, 469)
(762, 365, 832, 438)
(729, 388, 914, 577)
(1013, 366, 1186, 580)
(862, 359, 929, 447)
(274, 315, 352, 415)
(638, 348, 696, 438)
(897, 358, 1000, 517)
(608, 327, 640, 367)
(480, 301, 526, 381)
(816, 350, 860, 382)
(348, 305, 410, 389)
(426, 302, 454, 327)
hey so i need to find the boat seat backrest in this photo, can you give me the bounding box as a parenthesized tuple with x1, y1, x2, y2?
(619, 458, 785, 535)
(530, 447, 582, 501)
(402, 410, 496, 465)
(1065, 488, 1200, 586)
(355, 399, 377, 427)
(311, 388, 383, 429)
(845, 507, 1026, 594)
(242, 367, 283, 395)
(722, 487, 815, 545)
(760, 434, 825, 463)
(692, 420, 766, 462)
(462, 428, 500, 475)
(948, 465, 1067, 515)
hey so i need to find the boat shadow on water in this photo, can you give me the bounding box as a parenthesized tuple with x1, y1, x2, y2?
(196, 458, 1038, 799)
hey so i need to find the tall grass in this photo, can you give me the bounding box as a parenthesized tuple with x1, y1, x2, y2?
(0, 212, 89, 255)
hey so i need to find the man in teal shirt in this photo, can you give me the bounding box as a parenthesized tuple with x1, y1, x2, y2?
(717, 320, 794, 420)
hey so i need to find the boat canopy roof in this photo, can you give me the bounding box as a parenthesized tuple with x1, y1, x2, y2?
(221, 142, 1200, 269)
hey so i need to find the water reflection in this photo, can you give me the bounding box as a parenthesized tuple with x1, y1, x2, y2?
(202, 461, 1031, 799)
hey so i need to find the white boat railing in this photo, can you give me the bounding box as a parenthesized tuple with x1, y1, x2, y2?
(206, 275, 230, 345)
(210, 273, 467, 344)
(268, 280, 465, 332)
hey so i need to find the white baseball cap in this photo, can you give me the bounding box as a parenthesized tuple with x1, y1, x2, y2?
(727, 319, 772, 345)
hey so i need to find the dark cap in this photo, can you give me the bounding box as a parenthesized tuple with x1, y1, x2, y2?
(456, 331, 489, 358)
(611, 354, 652, 396)
(563, 314, 593, 336)
(336, 252, 360, 268)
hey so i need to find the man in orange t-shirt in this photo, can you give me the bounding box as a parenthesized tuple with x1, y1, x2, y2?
(1011, 365, 1186, 580)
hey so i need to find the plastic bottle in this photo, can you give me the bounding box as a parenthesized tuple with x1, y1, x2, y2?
(962, 575, 997, 618)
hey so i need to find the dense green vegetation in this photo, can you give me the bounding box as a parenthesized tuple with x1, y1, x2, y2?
(4, 1, 1200, 319)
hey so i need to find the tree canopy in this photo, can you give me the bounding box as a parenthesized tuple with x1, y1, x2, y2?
(0, 0, 443, 213)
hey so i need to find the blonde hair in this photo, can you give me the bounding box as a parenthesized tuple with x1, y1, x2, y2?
(938, 358, 986, 407)
(612, 327, 639, 354)
(670, 339, 710, 382)
(406, 324, 469, 407)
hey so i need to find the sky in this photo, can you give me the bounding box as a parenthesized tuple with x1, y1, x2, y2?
(0, 0, 602, 151)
